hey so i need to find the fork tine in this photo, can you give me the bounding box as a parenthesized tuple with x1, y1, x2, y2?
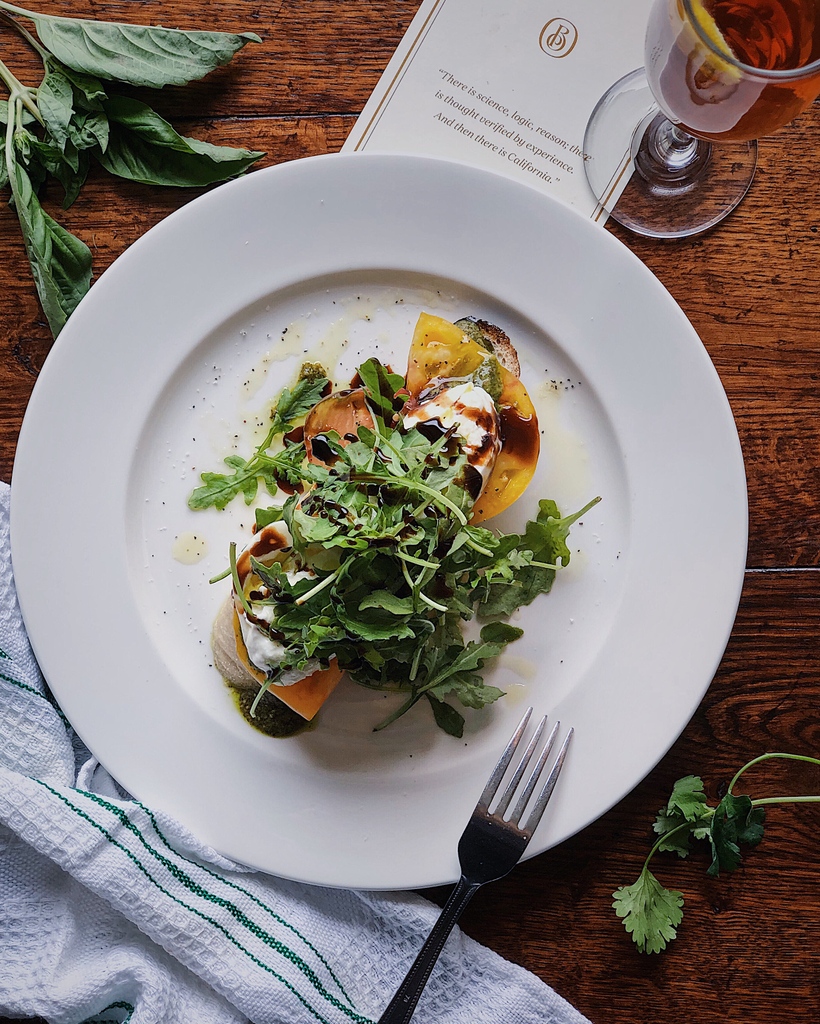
(492, 714, 547, 817)
(520, 726, 574, 836)
(477, 706, 532, 808)
(508, 719, 560, 824)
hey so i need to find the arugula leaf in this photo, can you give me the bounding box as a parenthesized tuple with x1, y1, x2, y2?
(96, 95, 263, 187)
(254, 506, 285, 530)
(357, 357, 406, 427)
(8, 5, 261, 88)
(189, 445, 304, 511)
(478, 621, 524, 645)
(427, 694, 465, 738)
(477, 496, 600, 618)
(359, 591, 416, 616)
(189, 374, 328, 510)
(270, 374, 330, 435)
(431, 672, 506, 711)
(612, 867, 684, 954)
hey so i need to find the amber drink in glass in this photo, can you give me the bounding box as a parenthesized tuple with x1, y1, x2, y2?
(584, 0, 820, 238)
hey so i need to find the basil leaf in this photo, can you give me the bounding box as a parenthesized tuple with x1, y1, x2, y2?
(27, 137, 90, 207)
(7, 160, 92, 336)
(54, 62, 107, 109)
(68, 109, 109, 154)
(37, 61, 75, 149)
(19, 9, 262, 88)
(95, 96, 263, 187)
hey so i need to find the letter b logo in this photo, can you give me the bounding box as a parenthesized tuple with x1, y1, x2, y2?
(539, 18, 578, 58)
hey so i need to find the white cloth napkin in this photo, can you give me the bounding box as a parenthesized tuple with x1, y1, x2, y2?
(0, 481, 590, 1024)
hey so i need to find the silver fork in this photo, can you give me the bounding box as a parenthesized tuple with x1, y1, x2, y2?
(376, 707, 573, 1024)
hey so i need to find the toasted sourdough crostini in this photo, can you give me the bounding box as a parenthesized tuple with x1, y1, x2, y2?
(211, 311, 544, 732)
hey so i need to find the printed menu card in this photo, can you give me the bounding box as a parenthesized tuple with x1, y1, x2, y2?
(344, 0, 655, 222)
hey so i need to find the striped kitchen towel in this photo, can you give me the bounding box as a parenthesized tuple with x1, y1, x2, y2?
(0, 481, 590, 1024)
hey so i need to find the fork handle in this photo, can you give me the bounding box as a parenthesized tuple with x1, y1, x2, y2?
(376, 875, 482, 1024)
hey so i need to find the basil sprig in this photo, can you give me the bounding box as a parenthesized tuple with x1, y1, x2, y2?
(0, 2, 264, 336)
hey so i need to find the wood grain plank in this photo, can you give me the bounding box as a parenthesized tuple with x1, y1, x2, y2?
(0, 0, 420, 115)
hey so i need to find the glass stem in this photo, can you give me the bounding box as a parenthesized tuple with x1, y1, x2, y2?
(633, 112, 712, 186)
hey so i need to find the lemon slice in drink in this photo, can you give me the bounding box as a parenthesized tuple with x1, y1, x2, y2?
(689, 0, 743, 81)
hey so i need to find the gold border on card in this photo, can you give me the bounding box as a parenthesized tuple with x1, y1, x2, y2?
(592, 151, 633, 223)
(352, 0, 450, 150)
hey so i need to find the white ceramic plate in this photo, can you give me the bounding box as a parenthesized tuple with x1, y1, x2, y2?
(10, 154, 747, 890)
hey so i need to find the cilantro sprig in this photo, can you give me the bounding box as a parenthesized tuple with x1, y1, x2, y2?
(614, 754, 820, 953)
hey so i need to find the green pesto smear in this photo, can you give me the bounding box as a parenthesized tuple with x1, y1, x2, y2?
(230, 685, 309, 738)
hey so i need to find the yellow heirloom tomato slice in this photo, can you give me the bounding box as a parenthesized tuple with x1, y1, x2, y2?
(472, 363, 539, 523)
(405, 312, 540, 523)
(405, 312, 488, 392)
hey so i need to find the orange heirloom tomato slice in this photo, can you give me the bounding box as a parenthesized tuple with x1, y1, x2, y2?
(303, 388, 374, 464)
(233, 523, 343, 720)
(230, 604, 343, 720)
(405, 312, 540, 523)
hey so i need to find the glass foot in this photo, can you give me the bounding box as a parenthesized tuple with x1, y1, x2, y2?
(584, 68, 757, 240)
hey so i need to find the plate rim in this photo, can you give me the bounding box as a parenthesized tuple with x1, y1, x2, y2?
(10, 152, 748, 888)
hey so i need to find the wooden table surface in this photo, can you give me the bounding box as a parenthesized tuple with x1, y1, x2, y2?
(2, 3, 820, 1023)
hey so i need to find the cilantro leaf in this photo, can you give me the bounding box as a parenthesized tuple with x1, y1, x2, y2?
(618, 755, 820, 954)
(613, 867, 684, 954)
(665, 775, 710, 822)
(652, 775, 712, 856)
(707, 794, 765, 877)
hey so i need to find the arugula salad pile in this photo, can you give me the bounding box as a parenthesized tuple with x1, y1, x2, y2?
(190, 345, 598, 737)
(0, 2, 262, 336)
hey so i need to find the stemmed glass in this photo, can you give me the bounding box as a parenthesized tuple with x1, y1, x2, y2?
(584, 0, 820, 238)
